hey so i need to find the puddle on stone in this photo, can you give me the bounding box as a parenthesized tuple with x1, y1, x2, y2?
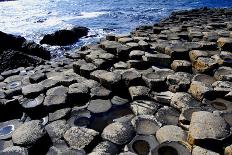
(0, 125, 14, 136)
(89, 105, 133, 132)
(158, 146, 179, 155)
(211, 101, 227, 110)
(73, 117, 90, 127)
(132, 140, 150, 155)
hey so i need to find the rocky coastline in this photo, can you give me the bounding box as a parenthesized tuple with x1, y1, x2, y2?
(0, 7, 232, 155)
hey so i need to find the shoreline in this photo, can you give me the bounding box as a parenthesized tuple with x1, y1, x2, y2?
(0, 7, 232, 155)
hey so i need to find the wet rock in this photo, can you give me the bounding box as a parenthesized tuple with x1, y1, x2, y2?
(188, 81, 214, 101)
(125, 135, 159, 155)
(49, 108, 71, 122)
(64, 126, 99, 149)
(102, 122, 135, 145)
(12, 120, 46, 146)
(156, 125, 187, 143)
(40, 26, 88, 46)
(214, 67, 232, 81)
(170, 92, 200, 111)
(22, 83, 45, 97)
(217, 37, 232, 51)
(44, 86, 68, 109)
(193, 57, 218, 74)
(129, 86, 150, 100)
(130, 100, 160, 115)
(188, 111, 230, 146)
(91, 141, 118, 155)
(87, 99, 112, 114)
(0, 146, 28, 155)
(45, 120, 70, 144)
(171, 60, 192, 72)
(151, 141, 191, 155)
(0, 119, 22, 140)
(90, 86, 111, 99)
(155, 106, 180, 125)
(68, 108, 91, 127)
(166, 72, 192, 92)
(131, 115, 161, 135)
(192, 146, 220, 155)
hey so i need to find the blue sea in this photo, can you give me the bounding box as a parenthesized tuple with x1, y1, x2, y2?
(0, 0, 232, 56)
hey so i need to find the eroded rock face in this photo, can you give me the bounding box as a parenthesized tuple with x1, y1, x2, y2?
(64, 126, 99, 149)
(40, 26, 89, 46)
(188, 111, 230, 145)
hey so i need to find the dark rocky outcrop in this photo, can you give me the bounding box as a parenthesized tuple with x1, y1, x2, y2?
(40, 26, 89, 46)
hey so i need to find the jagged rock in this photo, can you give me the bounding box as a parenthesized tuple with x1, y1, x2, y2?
(193, 57, 218, 74)
(87, 99, 112, 114)
(129, 86, 150, 100)
(156, 125, 187, 143)
(40, 26, 88, 46)
(192, 146, 220, 155)
(91, 141, 118, 155)
(166, 72, 192, 92)
(12, 120, 46, 146)
(217, 37, 232, 51)
(171, 60, 192, 72)
(189, 50, 208, 62)
(45, 120, 70, 144)
(125, 135, 158, 155)
(131, 115, 161, 135)
(188, 111, 230, 145)
(22, 84, 45, 97)
(64, 126, 99, 149)
(170, 92, 200, 110)
(102, 122, 134, 145)
(214, 67, 232, 81)
(188, 81, 214, 101)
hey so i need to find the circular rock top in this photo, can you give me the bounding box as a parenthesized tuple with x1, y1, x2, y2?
(102, 122, 135, 145)
(87, 99, 112, 114)
(12, 120, 46, 146)
(188, 111, 230, 145)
